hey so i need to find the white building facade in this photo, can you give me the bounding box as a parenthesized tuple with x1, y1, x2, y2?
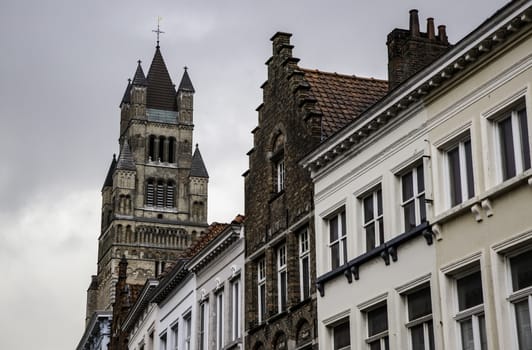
(304, 1, 532, 350)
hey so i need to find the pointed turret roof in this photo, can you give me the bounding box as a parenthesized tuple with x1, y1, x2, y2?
(177, 68, 195, 93)
(146, 47, 177, 111)
(116, 140, 136, 171)
(190, 144, 209, 178)
(102, 154, 117, 189)
(120, 79, 132, 106)
(132, 61, 147, 86)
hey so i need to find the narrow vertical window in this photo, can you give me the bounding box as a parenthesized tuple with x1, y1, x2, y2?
(184, 314, 191, 350)
(299, 229, 311, 300)
(156, 180, 165, 207)
(367, 304, 389, 350)
(333, 320, 351, 350)
(406, 287, 434, 350)
(171, 323, 179, 350)
(497, 104, 530, 181)
(276, 159, 285, 192)
(199, 302, 208, 350)
(455, 271, 487, 350)
(216, 292, 224, 350)
(160, 333, 167, 350)
(257, 259, 266, 323)
(146, 179, 155, 206)
(168, 137, 176, 163)
(231, 279, 241, 341)
(148, 135, 156, 161)
(328, 210, 347, 269)
(509, 250, 532, 349)
(446, 138, 474, 207)
(166, 181, 175, 208)
(159, 136, 166, 162)
(277, 245, 287, 312)
(363, 188, 384, 251)
(401, 164, 426, 232)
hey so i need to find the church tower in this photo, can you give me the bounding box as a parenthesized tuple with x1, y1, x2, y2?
(86, 42, 210, 321)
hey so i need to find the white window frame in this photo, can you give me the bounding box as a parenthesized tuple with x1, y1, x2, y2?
(331, 319, 351, 350)
(365, 303, 389, 350)
(362, 188, 384, 252)
(277, 244, 288, 312)
(493, 101, 530, 182)
(327, 210, 347, 269)
(199, 301, 208, 350)
(160, 332, 167, 350)
(184, 313, 191, 350)
(216, 291, 224, 350)
(404, 286, 434, 350)
(231, 279, 241, 341)
(170, 322, 179, 350)
(257, 259, 266, 323)
(400, 163, 426, 232)
(276, 158, 285, 192)
(299, 229, 311, 301)
(442, 134, 475, 208)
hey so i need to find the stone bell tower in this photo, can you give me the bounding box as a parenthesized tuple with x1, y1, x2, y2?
(85, 42, 210, 322)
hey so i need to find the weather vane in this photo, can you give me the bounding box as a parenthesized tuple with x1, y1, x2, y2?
(152, 16, 164, 48)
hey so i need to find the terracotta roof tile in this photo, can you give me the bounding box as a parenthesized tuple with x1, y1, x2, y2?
(301, 69, 388, 138)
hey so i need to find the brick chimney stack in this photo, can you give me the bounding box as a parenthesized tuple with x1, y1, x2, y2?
(387, 10, 452, 90)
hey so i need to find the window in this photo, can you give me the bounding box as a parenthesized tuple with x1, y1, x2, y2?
(148, 135, 156, 161)
(276, 159, 285, 192)
(168, 137, 176, 163)
(216, 292, 224, 350)
(299, 229, 311, 300)
(496, 103, 530, 180)
(401, 164, 426, 232)
(184, 314, 191, 350)
(156, 180, 165, 207)
(367, 304, 389, 350)
(277, 245, 288, 312)
(328, 210, 347, 269)
(146, 179, 155, 206)
(171, 323, 178, 350)
(509, 250, 532, 349)
(333, 320, 351, 350)
(406, 287, 434, 350)
(166, 181, 175, 208)
(199, 302, 208, 350)
(363, 189, 384, 251)
(257, 259, 266, 322)
(455, 271, 487, 350)
(231, 279, 241, 341)
(445, 137, 474, 207)
(159, 136, 166, 162)
(160, 333, 167, 350)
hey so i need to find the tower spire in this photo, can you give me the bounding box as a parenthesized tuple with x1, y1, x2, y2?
(152, 16, 165, 48)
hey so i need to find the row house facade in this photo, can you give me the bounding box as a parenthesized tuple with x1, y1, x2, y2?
(303, 1, 532, 350)
(122, 216, 245, 350)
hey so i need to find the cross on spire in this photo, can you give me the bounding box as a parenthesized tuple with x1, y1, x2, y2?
(152, 16, 165, 48)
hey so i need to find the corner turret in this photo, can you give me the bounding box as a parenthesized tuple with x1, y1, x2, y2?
(177, 67, 194, 124)
(189, 144, 208, 223)
(113, 141, 136, 217)
(130, 61, 148, 120)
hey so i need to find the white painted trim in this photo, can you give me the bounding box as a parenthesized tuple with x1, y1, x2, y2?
(440, 251, 482, 276)
(395, 273, 431, 295)
(322, 309, 350, 327)
(357, 292, 388, 311)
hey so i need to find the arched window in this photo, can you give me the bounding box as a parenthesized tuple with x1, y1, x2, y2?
(158, 136, 166, 162)
(148, 135, 156, 161)
(168, 137, 176, 163)
(166, 181, 175, 208)
(156, 179, 165, 207)
(146, 179, 155, 206)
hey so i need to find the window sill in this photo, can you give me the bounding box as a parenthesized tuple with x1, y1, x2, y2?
(140, 206, 178, 213)
(145, 160, 178, 168)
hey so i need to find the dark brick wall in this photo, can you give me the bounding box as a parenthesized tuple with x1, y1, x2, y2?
(244, 32, 320, 350)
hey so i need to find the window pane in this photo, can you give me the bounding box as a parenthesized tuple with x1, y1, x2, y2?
(378, 218, 384, 246)
(368, 305, 388, 336)
(404, 201, 416, 232)
(331, 242, 340, 269)
(428, 320, 435, 350)
(515, 299, 532, 350)
(384, 336, 389, 350)
(408, 287, 432, 321)
(341, 212, 346, 237)
(410, 324, 425, 350)
(417, 164, 425, 192)
(280, 271, 287, 311)
(464, 140, 474, 199)
(500, 116, 516, 180)
(342, 237, 348, 265)
(511, 250, 532, 292)
(377, 190, 383, 216)
(402, 171, 414, 201)
(460, 319, 474, 350)
(302, 256, 310, 299)
(330, 216, 338, 242)
(366, 223, 376, 251)
(419, 194, 426, 223)
(370, 341, 381, 350)
(448, 147, 462, 206)
(457, 271, 483, 311)
(479, 314, 487, 350)
(333, 322, 350, 350)
(364, 195, 374, 223)
(519, 108, 531, 171)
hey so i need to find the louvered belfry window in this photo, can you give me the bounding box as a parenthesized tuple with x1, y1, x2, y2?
(166, 181, 175, 208)
(156, 180, 165, 207)
(146, 179, 155, 206)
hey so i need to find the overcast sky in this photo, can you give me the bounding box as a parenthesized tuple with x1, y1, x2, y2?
(0, 0, 509, 349)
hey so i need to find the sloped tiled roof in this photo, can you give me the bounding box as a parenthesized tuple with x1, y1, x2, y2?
(116, 140, 136, 171)
(146, 47, 177, 111)
(132, 61, 147, 86)
(184, 222, 229, 258)
(301, 69, 388, 138)
(177, 68, 195, 93)
(102, 154, 117, 189)
(190, 144, 209, 178)
(120, 79, 132, 106)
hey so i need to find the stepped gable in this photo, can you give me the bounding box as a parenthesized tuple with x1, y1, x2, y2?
(146, 47, 177, 111)
(190, 144, 209, 178)
(301, 69, 388, 138)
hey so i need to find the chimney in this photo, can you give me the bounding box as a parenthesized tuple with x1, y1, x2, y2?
(387, 10, 452, 90)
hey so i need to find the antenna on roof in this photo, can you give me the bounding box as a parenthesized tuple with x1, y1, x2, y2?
(152, 16, 165, 48)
